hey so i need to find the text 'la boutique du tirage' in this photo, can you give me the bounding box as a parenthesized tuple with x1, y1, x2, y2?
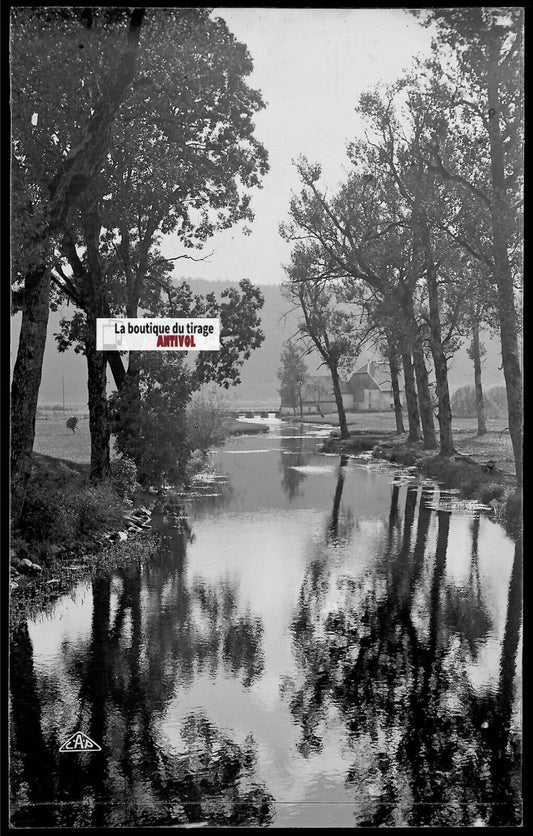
(96, 318, 221, 351)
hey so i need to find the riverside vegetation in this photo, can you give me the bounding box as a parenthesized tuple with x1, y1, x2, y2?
(10, 394, 266, 621)
(321, 425, 520, 539)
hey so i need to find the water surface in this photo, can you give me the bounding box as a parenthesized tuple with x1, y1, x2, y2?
(10, 423, 522, 827)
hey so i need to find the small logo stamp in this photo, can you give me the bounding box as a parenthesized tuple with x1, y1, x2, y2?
(59, 731, 102, 753)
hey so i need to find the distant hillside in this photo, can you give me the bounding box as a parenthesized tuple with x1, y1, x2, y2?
(10, 276, 505, 408)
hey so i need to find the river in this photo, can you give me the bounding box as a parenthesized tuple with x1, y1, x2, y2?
(9, 419, 522, 828)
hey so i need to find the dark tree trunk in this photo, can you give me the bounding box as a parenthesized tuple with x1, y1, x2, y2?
(486, 32, 523, 486)
(10, 266, 51, 526)
(411, 335, 437, 450)
(401, 348, 421, 444)
(123, 349, 142, 459)
(119, 254, 147, 455)
(471, 318, 488, 437)
(106, 349, 126, 390)
(398, 286, 435, 447)
(425, 256, 455, 455)
(83, 204, 110, 482)
(386, 338, 405, 434)
(330, 364, 349, 439)
(489, 216, 523, 486)
(10, 9, 145, 511)
(115, 224, 158, 452)
(86, 325, 110, 482)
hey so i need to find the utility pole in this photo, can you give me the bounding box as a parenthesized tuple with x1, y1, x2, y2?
(62, 376, 65, 414)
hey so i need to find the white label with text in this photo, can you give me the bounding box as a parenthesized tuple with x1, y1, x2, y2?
(96, 318, 220, 351)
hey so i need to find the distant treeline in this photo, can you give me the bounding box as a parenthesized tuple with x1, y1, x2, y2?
(451, 386, 507, 419)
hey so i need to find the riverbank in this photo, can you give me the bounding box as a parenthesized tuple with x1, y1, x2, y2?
(298, 411, 516, 475)
(320, 429, 521, 538)
(10, 415, 265, 621)
(9, 453, 208, 621)
(226, 417, 269, 435)
(9, 452, 158, 619)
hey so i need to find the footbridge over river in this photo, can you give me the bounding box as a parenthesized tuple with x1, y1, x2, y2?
(226, 405, 282, 419)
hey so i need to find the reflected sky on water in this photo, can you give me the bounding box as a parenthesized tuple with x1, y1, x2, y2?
(10, 426, 522, 827)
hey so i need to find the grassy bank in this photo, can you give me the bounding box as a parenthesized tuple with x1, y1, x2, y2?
(320, 427, 520, 538)
(379, 443, 520, 538)
(226, 418, 269, 435)
(10, 535, 163, 629)
(295, 411, 515, 474)
(9, 451, 167, 625)
(11, 454, 140, 568)
(11, 415, 266, 617)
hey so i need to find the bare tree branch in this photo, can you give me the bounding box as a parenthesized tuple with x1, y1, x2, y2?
(153, 250, 214, 264)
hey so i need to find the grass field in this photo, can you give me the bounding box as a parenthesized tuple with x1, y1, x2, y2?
(34, 416, 96, 465)
(33, 412, 515, 477)
(32, 414, 268, 465)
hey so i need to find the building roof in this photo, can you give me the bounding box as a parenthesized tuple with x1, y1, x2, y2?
(350, 360, 401, 392)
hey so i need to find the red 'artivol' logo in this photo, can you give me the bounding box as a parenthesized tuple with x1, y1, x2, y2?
(59, 731, 102, 752)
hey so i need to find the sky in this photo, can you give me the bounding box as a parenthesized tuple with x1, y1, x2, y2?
(163, 7, 435, 285)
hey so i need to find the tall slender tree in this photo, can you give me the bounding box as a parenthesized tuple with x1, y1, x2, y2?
(282, 241, 370, 440)
(277, 340, 309, 418)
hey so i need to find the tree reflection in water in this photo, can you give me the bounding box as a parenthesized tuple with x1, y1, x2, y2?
(442, 515, 492, 659)
(327, 454, 354, 545)
(286, 455, 356, 757)
(279, 429, 307, 500)
(10, 528, 272, 827)
(10, 456, 521, 828)
(285, 484, 522, 826)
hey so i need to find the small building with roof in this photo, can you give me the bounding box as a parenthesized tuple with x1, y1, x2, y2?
(344, 360, 399, 411)
(279, 360, 403, 415)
